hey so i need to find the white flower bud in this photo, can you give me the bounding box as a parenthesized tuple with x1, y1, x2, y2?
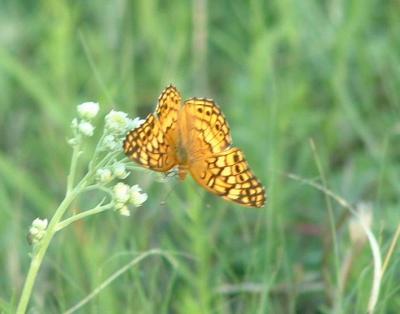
(113, 163, 129, 179)
(28, 218, 48, 244)
(32, 218, 48, 229)
(102, 134, 119, 150)
(127, 117, 145, 130)
(118, 205, 131, 216)
(29, 226, 40, 236)
(113, 182, 130, 204)
(67, 138, 78, 146)
(78, 121, 95, 137)
(114, 202, 125, 209)
(96, 168, 113, 184)
(105, 110, 130, 134)
(129, 185, 148, 207)
(77, 102, 100, 120)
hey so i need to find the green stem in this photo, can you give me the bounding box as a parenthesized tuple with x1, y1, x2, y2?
(309, 139, 341, 309)
(17, 137, 85, 314)
(82, 184, 113, 197)
(55, 200, 113, 232)
(16, 139, 121, 312)
(66, 137, 81, 194)
(16, 188, 79, 314)
(88, 133, 106, 173)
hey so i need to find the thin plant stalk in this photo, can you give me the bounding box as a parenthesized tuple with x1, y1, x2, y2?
(15, 95, 147, 314)
(287, 173, 382, 314)
(16, 141, 84, 314)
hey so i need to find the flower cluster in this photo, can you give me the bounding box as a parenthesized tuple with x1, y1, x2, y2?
(99, 110, 144, 152)
(78, 102, 100, 120)
(28, 218, 48, 245)
(104, 110, 144, 135)
(113, 182, 148, 216)
(67, 102, 149, 217)
(69, 102, 100, 140)
(96, 162, 130, 184)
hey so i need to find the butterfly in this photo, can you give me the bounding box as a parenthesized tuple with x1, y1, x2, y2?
(123, 85, 266, 208)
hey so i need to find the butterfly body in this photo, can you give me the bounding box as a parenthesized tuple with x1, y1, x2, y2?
(174, 132, 188, 180)
(123, 85, 266, 208)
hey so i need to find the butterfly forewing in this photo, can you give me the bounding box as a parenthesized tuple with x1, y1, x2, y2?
(123, 85, 182, 172)
(182, 99, 232, 156)
(156, 85, 181, 135)
(123, 114, 178, 172)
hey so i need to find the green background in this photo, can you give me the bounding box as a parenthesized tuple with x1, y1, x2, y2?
(1, 0, 399, 313)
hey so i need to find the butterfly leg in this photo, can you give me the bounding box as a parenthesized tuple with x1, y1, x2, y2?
(178, 165, 189, 181)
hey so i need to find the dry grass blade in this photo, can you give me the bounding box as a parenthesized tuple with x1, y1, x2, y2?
(287, 173, 382, 314)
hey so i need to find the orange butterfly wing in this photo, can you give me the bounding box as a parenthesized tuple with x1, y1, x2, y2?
(180, 98, 232, 157)
(123, 85, 181, 172)
(190, 148, 266, 208)
(182, 99, 266, 208)
(156, 84, 181, 136)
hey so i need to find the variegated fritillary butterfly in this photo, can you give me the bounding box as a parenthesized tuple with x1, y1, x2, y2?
(123, 85, 266, 208)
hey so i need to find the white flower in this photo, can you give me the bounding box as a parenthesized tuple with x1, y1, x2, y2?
(102, 134, 119, 150)
(78, 121, 95, 137)
(67, 138, 78, 146)
(32, 218, 48, 230)
(113, 182, 131, 204)
(29, 218, 48, 244)
(105, 110, 130, 134)
(129, 185, 148, 207)
(127, 117, 145, 130)
(114, 202, 125, 209)
(77, 102, 100, 120)
(113, 163, 129, 179)
(96, 168, 113, 184)
(113, 183, 147, 214)
(114, 202, 130, 216)
(118, 205, 131, 216)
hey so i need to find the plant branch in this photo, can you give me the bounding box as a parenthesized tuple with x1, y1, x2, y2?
(55, 199, 112, 232)
(66, 136, 81, 195)
(16, 188, 79, 314)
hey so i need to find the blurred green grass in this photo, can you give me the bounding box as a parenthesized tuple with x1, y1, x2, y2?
(1, 0, 400, 313)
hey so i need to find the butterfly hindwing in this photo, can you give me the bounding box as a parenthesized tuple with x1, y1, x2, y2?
(189, 147, 266, 208)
